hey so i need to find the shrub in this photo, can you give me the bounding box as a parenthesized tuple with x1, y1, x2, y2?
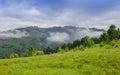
(100, 32, 109, 43)
(10, 53, 19, 58)
(81, 36, 94, 47)
(78, 45, 85, 51)
(57, 48, 65, 54)
(99, 42, 105, 47)
(107, 24, 119, 41)
(33, 51, 44, 56)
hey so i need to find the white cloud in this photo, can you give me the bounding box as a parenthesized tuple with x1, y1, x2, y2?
(46, 28, 103, 43)
(68, 28, 103, 41)
(47, 32, 70, 43)
(0, 2, 120, 31)
(0, 30, 30, 39)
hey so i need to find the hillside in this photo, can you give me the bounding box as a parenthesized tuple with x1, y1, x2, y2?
(0, 26, 104, 58)
(0, 44, 120, 75)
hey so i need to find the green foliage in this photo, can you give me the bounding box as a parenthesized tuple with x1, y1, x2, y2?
(43, 46, 55, 54)
(0, 45, 120, 75)
(25, 47, 44, 57)
(34, 51, 44, 56)
(109, 40, 120, 48)
(118, 28, 120, 39)
(0, 26, 104, 58)
(100, 32, 109, 43)
(99, 24, 120, 43)
(72, 40, 81, 48)
(74, 45, 85, 51)
(78, 45, 85, 51)
(92, 37, 100, 44)
(107, 24, 119, 41)
(99, 42, 106, 47)
(57, 47, 65, 54)
(66, 43, 73, 50)
(10, 53, 19, 58)
(26, 47, 34, 56)
(1, 24, 120, 59)
(81, 36, 94, 47)
(1, 24, 120, 74)
(59, 39, 82, 52)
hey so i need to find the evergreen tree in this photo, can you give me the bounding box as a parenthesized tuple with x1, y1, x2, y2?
(92, 37, 100, 44)
(72, 40, 81, 48)
(61, 44, 66, 49)
(28, 47, 35, 56)
(81, 36, 94, 47)
(118, 28, 120, 39)
(67, 43, 73, 49)
(107, 24, 118, 41)
(100, 32, 109, 43)
(44, 46, 53, 54)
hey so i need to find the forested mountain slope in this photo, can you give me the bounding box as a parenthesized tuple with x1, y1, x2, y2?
(0, 26, 104, 58)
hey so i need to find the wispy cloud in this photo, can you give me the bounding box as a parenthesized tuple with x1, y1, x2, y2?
(47, 32, 70, 43)
(46, 28, 103, 43)
(0, 30, 29, 39)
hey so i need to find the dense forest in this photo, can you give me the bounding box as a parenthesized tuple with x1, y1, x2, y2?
(1, 24, 120, 59)
(0, 26, 104, 58)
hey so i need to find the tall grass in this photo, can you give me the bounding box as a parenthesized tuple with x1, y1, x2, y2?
(0, 44, 120, 75)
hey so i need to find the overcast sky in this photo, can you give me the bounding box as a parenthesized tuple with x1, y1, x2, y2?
(0, 0, 120, 31)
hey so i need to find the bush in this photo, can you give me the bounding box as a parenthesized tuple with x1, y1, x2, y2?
(57, 48, 65, 54)
(107, 24, 119, 41)
(81, 36, 94, 47)
(100, 32, 109, 43)
(73, 45, 85, 51)
(99, 42, 105, 47)
(78, 45, 85, 51)
(33, 51, 44, 56)
(92, 37, 100, 44)
(10, 53, 19, 58)
(109, 40, 120, 48)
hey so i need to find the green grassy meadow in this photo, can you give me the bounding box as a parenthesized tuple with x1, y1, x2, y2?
(0, 44, 120, 75)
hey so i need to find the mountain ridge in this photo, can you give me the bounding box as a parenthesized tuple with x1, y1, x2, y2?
(0, 26, 104, 58)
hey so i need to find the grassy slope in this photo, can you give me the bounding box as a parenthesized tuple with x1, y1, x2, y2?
(0, 45, 120, 75)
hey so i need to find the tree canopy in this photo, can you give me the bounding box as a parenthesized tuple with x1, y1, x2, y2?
(81, 36, 94, 47)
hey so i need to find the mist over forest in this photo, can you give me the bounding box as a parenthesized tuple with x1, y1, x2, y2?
(0, 26, 104, 58)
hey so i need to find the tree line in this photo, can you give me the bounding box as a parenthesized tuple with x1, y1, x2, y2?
(43, 24, 120, 54)
(5, 24, 120, 58)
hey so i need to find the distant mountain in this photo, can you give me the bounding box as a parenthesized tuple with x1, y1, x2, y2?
(0, 26, 104, 58)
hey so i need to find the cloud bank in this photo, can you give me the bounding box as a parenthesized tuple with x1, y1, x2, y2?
(0, 30, 29, 39)
(47, 28, 103, 43)
(47, 32, 70, 43)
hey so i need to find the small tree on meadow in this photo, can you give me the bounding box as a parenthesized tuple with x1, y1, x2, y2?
(117, 28, 120, 39)
(28, 47, 35, 56)
(81, 36, 94, 47)
(107, 24, 119, 41)
(100, 32, 109, 43)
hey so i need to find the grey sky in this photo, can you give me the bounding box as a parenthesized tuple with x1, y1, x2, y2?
(0, 0, 120, 31)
